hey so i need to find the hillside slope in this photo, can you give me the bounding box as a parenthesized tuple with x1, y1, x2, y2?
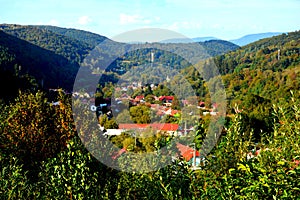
(215, 31, 300, 75)
(35, 25, 108, 47)
(0, 30, 79, 91)
(0, 24, 92, 63)
(217, 30, 300, 107)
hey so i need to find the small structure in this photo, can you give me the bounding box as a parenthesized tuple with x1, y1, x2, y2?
(103, 129, 123, 136)
(118, 123, 179, 135)
(176, 143, 204, 169)
(159, 96, 174, 106)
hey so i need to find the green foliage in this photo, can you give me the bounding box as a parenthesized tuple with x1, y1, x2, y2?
(0, 30, 79, 91)
(215, 31, 300, 75)
(0, 91, 75, 169)
(99, 113, 119, 129)
(36, 25, 108, 47)
(1, 24, 300, 199)
(1, 24, 92, 63)
(37, 136, 101, 199)
(0, 91, 300, 199)
(129, 105, 152, 124)
(0, 155, 32, 200)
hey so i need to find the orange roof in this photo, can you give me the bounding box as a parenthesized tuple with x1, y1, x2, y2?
(176, 143, 200, 161)
(119, 123, 179, 131)
(170, 110, 179, 116)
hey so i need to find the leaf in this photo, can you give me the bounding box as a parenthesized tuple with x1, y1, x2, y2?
(277, 161, 285, 165)
(288, 170, 296, 174)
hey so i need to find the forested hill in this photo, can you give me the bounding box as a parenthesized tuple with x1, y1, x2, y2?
(0, 24, 239, 64)
(35, 25, 109, 47)
(214, 31, 300, 112)
(0, 24, 240, 93)
(0, 24, 93, 63)
(214, 31, 300, 75)
(0, 30, 79, 92)
(199, 39, 239, 57)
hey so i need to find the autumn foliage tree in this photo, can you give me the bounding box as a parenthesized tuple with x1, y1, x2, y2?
(0, 90, 75, 167)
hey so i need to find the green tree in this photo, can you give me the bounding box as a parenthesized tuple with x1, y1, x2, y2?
(129, 105, 151, 124)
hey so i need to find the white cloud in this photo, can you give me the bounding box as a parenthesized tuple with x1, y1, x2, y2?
(78, 16, 91, 25)
(119, 13, 142, 25)
(119, 14, 160, 25)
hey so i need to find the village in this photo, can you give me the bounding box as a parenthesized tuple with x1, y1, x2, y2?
(71, 82, 219, 136)
(70, 82, 221, 167)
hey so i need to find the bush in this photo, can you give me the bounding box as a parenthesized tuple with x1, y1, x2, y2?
(0, 90, 75, 169)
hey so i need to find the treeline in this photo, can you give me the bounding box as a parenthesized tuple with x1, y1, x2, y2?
(35, 25, 109, 47)
(0, 24, 92, 63)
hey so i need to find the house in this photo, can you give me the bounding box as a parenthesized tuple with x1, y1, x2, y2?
(134, 95, 145, 103)
(203, 111, 217, 116)
(159, 96, 174, 106)
(176, 143, 200, 161)
(120, 93, 131, 99)
(182, 99, 189, 106)
(176, 143, 205, 168)
(164, 108, 180, 117)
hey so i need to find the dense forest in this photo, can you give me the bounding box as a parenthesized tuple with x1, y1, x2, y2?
(0, 24, 239, 99)
(0, 24, 300, 199)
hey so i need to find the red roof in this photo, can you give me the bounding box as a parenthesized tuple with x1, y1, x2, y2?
(112, 148, 126, 160)
(159, 96, 174, 101)
(119, 123, 179, 131)
(135, 95, 144, 100)
(176, 143, 200, 161)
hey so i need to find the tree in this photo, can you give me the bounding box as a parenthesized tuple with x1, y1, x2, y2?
(129, 105, 151, 124)
(0, 91, 75, 169)
(116, 109, 132, 124)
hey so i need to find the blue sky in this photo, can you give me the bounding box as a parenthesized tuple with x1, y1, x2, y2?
(0, 0, 299, 40)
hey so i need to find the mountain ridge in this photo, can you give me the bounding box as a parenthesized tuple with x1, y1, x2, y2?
(230, 32, 283, 46)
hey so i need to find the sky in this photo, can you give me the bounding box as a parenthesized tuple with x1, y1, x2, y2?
(0, 0, 299, 40)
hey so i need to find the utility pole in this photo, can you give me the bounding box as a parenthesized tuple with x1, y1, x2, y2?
(184, 121, 187, 135)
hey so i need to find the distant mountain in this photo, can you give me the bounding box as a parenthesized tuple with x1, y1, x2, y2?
(230, 32, 283, 46)
(159, 38, 194, 43)
(160, 36, 219, 43)
(192, 37, 219, 42)
(200, 40, 239, 56)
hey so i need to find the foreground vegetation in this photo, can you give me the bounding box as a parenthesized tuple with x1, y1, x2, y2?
(0, 91, 299, 199)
